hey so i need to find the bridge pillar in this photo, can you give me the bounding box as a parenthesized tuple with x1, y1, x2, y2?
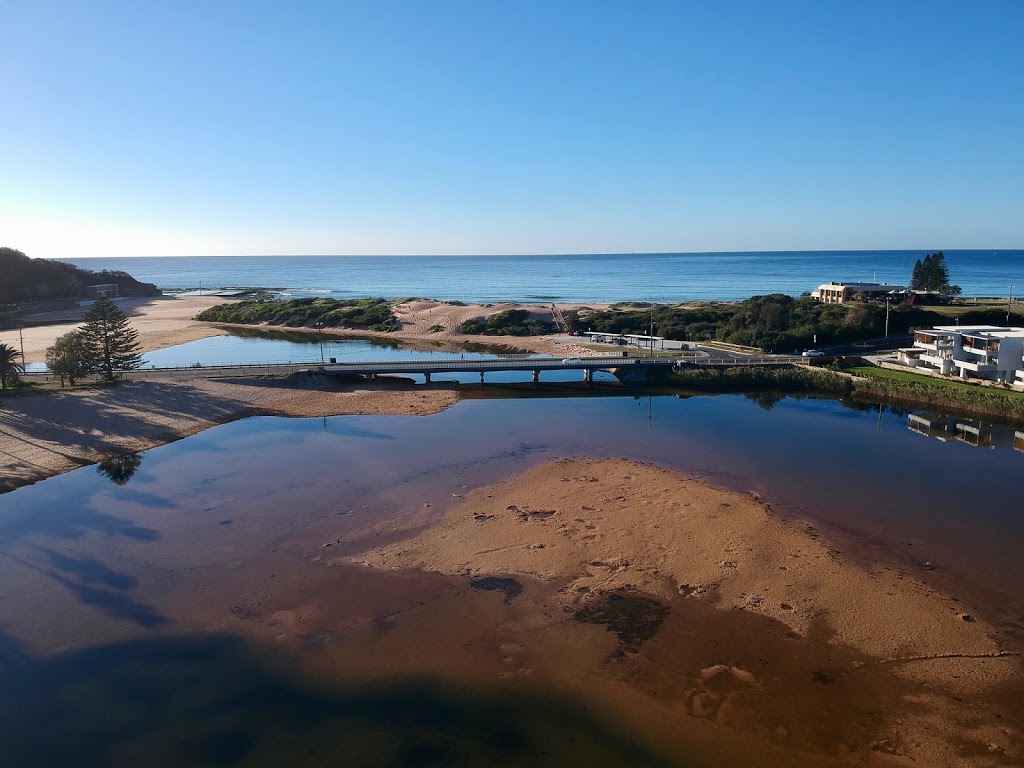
(532, 370, 539, 384)
(585, 368, 593, 386)
(480, 371, 485, 385)
(424, 372, 431, 384)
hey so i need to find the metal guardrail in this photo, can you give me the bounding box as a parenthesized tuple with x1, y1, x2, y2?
(684, 355, 805, 366)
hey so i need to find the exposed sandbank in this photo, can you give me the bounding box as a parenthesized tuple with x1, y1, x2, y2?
(342, 457, 1022, 766)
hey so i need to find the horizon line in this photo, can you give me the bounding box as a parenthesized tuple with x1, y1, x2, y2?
(51, 247, 1022, 260)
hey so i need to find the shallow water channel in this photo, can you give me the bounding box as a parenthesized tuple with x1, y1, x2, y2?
(0, 391, 1021, 766)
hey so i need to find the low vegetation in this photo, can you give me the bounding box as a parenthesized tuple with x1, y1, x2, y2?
(458, 309, 555, 336)
(196, 297, 400, 332)
(670, 366, 853, 394)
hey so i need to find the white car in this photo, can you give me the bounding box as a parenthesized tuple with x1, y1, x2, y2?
(801, 350, 825, 358)
(561, 357, 582, 364)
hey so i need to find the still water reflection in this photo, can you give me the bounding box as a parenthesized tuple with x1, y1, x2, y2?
(1, 392, 1022, 765)
(4, 393, 1021, 596)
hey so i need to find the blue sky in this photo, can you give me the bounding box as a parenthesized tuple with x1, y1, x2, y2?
(2, 1, 1022, 257)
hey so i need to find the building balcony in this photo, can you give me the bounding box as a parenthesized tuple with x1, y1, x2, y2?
(952, 359, 997, 374)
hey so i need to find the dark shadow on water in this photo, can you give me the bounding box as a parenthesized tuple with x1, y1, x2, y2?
(105, 485, 178, 509)
(0, 633, 681, 768)
(0, 502, 159, 549)
(46, 572, 166, 628)
(2, 550, 165, 629)
(29, 545, 138, 591)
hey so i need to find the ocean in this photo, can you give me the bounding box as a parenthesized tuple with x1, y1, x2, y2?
(59, 250, 1024, 304)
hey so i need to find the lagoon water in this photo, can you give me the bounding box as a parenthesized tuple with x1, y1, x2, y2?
(1, 393, 1022, 765)
(61, 250, 1024, 303)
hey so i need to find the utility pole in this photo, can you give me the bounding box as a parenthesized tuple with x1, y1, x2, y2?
(885, 295, 890, 339)
(1009, 285, 1015, 326)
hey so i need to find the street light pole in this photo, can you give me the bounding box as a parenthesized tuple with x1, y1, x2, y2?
(885, 295, 890, 339)
(17, 324, 26, 368)
(316, 321, 325, 364)
(1009, 285, 1015, 326)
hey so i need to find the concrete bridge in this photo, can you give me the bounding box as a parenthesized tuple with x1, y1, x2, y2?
(318, 355, 676, 384)
(19, 355, 677, 385)
(20, 352, 807, 385)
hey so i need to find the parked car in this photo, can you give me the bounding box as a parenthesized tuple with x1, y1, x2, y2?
(801, 350, 825, 357)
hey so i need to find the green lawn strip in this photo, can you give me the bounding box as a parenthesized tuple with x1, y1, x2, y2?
(848, 366, 1024, 397)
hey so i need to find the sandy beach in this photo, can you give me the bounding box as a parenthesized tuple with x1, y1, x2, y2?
(0, 294, 599, 493)
(0, 295, 605, 364)
(0, 294, 234, 362)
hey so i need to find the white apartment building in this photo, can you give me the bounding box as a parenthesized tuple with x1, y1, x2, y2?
(911, 325, 1024, 383)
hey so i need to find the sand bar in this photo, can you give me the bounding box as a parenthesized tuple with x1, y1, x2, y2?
(344, 457, 1022, 766)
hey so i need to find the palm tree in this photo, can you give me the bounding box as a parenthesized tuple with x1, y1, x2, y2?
(0, 343, 24, 390)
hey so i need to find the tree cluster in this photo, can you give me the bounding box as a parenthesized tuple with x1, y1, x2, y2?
(44, 297, 143, 385)
(910, 251, 960, 299)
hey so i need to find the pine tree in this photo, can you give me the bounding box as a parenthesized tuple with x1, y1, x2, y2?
(912, 251, 953, 295)
(910, 259, 924, 290)
(931, 251, 950, 293)
(79, 297, 143, 380)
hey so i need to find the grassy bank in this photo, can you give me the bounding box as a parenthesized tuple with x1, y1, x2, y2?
(668, 364, 1024, 425)
(847, 366, 1024, 422)
(668, 366, 852, 394)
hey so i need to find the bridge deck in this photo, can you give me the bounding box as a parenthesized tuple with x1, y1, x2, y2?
(19, 353, 803, 384)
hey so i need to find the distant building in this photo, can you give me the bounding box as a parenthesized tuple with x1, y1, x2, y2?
(909, 325, 1024, 383)
(85, 284, 119, 299)
(813, 282, 904, 304)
